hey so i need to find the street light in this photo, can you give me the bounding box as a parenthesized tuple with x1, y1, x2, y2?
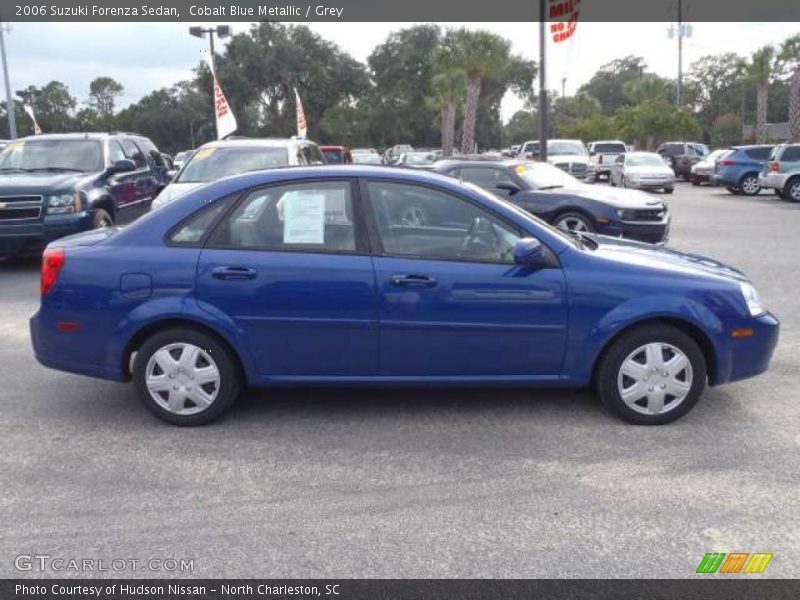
(0, 22, 17, 139)
(189, 25, 231, 73)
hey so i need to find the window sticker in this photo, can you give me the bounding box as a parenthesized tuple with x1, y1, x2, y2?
(192, 148, 216, 160)
(514, 164, 528, 176)
(2, 142, 24, 154)
(281, 191, 326, 244)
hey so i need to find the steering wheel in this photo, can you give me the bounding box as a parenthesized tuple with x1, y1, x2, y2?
(459, 216, 502, 257)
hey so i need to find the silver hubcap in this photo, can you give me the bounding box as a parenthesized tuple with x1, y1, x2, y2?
(617, 342, 693, 416)
(556, 216, 589, 233)
(790, 181, 800, 201)
(741, 177, 759, 194)
(145, 343, 220, 415)
(400, 206, 426, 227)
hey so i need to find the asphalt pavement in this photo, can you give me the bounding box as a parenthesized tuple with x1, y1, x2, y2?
(1, 182, 798, 578)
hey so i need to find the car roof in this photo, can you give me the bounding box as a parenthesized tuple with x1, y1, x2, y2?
(731, 144, 774, 150)
(197, 138, 313, 149)
(433, 158, 529, 169)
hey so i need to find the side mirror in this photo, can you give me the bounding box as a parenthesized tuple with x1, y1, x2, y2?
(589, 150, 596, 156)
(495, 182, 521, 195)
(108, 158, 136, 174)
(513, 237, 547, 269)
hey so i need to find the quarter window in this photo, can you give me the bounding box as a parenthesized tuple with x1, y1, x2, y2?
(780, 146, 800, 162)
(169, 198, 233, 245)
(210, 181, 357, 253)
(458, 167, 514, 190)
(367, 181, 522, 264)
(121, 139, 146, 169)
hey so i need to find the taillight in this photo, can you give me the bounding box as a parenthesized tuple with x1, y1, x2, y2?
(770, 162, 779, 172)
(41, 248, 65, 296)
(721, 159, 735, 166)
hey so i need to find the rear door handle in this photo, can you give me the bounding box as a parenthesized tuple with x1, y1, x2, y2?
(211, 266, 258, 280)
(391, 274, 437, 288)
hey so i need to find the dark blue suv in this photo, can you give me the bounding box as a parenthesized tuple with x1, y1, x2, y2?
(0, 133, 170, 257)
(711, 145, 774, 196)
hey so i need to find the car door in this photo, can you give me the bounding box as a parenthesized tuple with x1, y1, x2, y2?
(115, 139, 156, 223)
(195, 178, 379, 377)
(363, 179, 568, 378)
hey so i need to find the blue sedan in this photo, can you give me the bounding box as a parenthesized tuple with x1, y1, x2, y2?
(30, 166, 779, 426)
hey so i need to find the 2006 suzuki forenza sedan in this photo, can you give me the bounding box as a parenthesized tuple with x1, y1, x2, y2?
(30, 166, 779, 426)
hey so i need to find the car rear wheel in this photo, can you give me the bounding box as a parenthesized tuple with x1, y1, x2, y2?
(738, 174, 760, 196)
(785, 177, 800, 203)
(553, 212, 595, 234)
(93, 208, 113, 229)
(133, 328, 241, 426)
(664, 187, 674, 194)
(774, 188, 784, 199)
(596, 324, 706, 425)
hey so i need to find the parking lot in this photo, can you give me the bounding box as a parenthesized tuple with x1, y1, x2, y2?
(1, 181, 798, 578)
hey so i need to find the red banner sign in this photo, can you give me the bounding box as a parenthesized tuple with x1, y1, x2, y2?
(549, 0, 580, 43)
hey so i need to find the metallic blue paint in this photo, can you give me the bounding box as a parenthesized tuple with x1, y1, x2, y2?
(30, 166, 778, 395)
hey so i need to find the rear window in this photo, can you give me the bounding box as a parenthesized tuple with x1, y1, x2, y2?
(177, 146, 290, 183)
(322, 149, 345, 164)
(780, 145, 800, 162)
(745, 147, 772, 160)
(593, 143, 626, 153)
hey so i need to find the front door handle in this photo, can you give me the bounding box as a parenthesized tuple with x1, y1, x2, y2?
(391, 274, 437, 288)
(211, 266, 258, 280)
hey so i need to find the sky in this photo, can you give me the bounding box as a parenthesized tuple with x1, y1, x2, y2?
(2, 22, 796, 123)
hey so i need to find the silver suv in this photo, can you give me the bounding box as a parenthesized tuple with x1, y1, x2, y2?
(758, 143, 800, 202)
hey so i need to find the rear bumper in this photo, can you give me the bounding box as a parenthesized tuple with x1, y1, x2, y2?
(758, 172, 788, 190)
(689, 172, 711, 183)
(0, 212, 93, 256)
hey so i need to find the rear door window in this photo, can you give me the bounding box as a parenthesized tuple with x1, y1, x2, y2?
(121, 139, 147, 169)
(746, 147, 772, 160)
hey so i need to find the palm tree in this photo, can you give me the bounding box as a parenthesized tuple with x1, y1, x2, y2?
(622, 74, 671, 105)
(778, 35, 800, 142)
(444, 29, 510, 155)
(430, 70, 464, 158)
(748, 46, 775, 144)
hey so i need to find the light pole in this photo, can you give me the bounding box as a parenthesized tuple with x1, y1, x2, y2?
(189, 25, 231, 74)
(0, 23, 17, 139)
(538, 0, 548, 162)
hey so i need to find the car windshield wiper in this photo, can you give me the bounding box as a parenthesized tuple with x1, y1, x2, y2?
(0, 167, 31, 172)
(537, 185, 564, 190)
(26, 167, 85, 172)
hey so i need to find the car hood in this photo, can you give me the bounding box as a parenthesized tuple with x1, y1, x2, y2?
(152, 182, 203, 208)
(625, 165, 674, 176)
(0, 171, 95, 193)
(547, 184, 665, 209)
(587, 234, 747, 282)
(547, 154, 590, 165)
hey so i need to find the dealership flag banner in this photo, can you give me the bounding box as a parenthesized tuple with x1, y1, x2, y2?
(23, 104, 42, 135)
(550, 0, 580, 42)
(203, 52, 237, 140)
(295, 87, 308, 138)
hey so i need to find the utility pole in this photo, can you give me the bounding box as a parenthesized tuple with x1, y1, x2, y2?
(677, 0, 683, 107)
(538, 0, 548, 162)
(0, 23, 17, 139)
(561, 77, 566, 99)
(189, 25, 231, 75)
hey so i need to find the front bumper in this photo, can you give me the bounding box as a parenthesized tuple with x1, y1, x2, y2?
(598, 218, 670, 244)
(626, 178, 674, 190)
(0, 212, 93, 256)
(715, 312, 780, 385)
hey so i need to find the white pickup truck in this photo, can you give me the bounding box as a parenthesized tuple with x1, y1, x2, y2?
(588, 140, 628, 180)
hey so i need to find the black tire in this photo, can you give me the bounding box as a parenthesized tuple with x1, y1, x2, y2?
(774, 188, 784, 199)
(664, 187, 674, 194)
(691, 180, 700, 186)
(609, 176, 617, 187)
(92, 208, 113, 229)
(737, 173, 761, 196)
(595, 324, 706, 425)
(726, 186, 739, 195)
(784, 177, 800, 203)
(133, 328, 241, 426)
(552, 211, 595, 234)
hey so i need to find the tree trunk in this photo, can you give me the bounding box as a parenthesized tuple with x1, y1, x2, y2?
(740, 83, 747, 141)
(756, 82, 768, 144)
(790, 67, 800, 143)
(441, 102, 456, 157)
(460, 74, 481, 155)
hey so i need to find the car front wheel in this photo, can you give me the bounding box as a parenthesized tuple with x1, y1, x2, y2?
(664, 187, 674, 194)
(596, 324, 706, 425)
(93, 208, 113, 229)
(133, 328, 241, 426)
(553, 212, 595, 234)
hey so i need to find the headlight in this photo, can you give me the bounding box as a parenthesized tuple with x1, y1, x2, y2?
(739, 281, 766, 317)
(47, 192, 82, 215)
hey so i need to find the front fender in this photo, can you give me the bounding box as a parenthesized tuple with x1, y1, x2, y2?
(563, 293, 729, 386)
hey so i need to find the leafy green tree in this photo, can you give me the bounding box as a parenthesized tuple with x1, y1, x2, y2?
(557, 114, 617, 141)
(14, 81, 77, 134)
(578, 56, 647, 114)
(686, 53, 748, 140)
(622, 74, 672, 105)
(710, 113, 742, 148)
(503, 110, 538, 144)
(88, 77, 124, 126)
(616, 99, 700, 150)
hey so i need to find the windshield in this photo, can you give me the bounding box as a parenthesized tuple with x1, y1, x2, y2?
(513, 162, 580, 190)
(174, 152, 188, 162)
(705, 149, 728, 163)
(177, 146, 289, 183)
(626, 154, 668, 167)
(322, 149, 345, 164)
(353, 154, 382, 164)
(0, 139, 104, 172)
(548, 141, 587, 156)
(593, 143, 626, 153)
(404, 152, 435, 165)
